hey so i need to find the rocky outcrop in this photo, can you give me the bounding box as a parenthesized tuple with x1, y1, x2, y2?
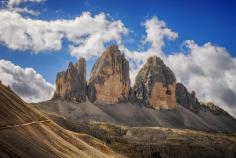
(200, 102, 232, 117)
(175, 83, 232, 116)
(133, 56, 177, 109)
(87, 45, 130, 105)
(53, 58, 87, 103)
(176, 83, 201, 113)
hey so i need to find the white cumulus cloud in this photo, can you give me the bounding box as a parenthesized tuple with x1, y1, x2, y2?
(143, 16, 178, 56)
(119, 16, 236, 117)
(167, 41, 236, 117)
(120, 16, 178, 84)
(6, 0, 45, 15)
(0, 59, 54, 102)
(0, 10, 128, 56)
(7, 0, 44, 7)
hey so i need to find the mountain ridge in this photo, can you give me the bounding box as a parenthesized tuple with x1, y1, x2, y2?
(52, 45, 233, 118)
(36, 45, 236, 133)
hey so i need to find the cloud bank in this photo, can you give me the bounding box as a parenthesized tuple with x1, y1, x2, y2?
(0, 10, 127, 57)
(6, 0, 45, 15)
(0, 59, 54, 102)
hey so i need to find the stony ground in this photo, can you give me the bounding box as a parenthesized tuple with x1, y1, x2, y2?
(46, 114, 236, 158)
(36, 99, 236, 132)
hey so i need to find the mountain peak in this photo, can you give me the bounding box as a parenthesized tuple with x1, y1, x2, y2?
(147, 56, 163, 65)
(105, 44, 120, 53)
(53, 58, 87, 103)
(75, 58, 86, 74)
(133, 55, 177, 109)
(87, 45, 130, 104)
(68, 61, 74, 68)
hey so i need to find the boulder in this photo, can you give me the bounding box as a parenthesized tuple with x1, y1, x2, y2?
(87, 45, 130, 104)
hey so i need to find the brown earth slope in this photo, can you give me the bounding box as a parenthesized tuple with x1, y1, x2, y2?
(0, 82, 125, 158)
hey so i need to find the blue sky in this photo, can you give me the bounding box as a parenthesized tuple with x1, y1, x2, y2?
(0, 0, 236, 117)
(0, 0, 236, 84)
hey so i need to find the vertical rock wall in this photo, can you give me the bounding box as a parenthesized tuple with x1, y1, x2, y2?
(133, 56, 177, 109)
(87, 45, 130, 104)
(53, 58, 87, 103)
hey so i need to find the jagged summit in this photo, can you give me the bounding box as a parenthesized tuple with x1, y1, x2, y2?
(176, 83, 201, 113)
(133, 55, 177, 109)
(53, 58, 87, 103)
(104, 44, 121, 55)
(88, 45, 130, 104)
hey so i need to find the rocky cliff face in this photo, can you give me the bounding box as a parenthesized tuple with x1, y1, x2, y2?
(53, 58, 87, 103)
(133, 56, 177, 109)
(176, 83, 201, 113)
(87, 45, 130, 105)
